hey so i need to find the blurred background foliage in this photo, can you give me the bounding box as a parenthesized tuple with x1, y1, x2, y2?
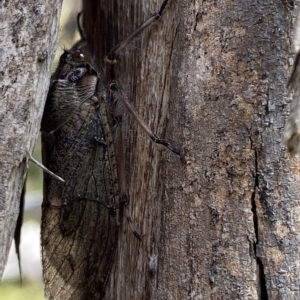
(0, 0, 82, 298)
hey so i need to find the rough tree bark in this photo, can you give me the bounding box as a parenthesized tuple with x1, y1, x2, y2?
(82, 0, 299, 299)
(0, 0, 62, 277)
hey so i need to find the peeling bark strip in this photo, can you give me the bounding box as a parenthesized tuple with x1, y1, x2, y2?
(0, 0, 62, 278)
(41, 1, 178, 299)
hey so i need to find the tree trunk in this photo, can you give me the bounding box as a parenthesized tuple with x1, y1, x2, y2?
(82, 0, 299, 299)
(0, 0, 62, 278)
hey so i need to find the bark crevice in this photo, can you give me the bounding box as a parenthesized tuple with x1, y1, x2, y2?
(251, 149, 268, 300)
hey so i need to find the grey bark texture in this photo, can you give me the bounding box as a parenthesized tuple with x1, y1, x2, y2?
(0, 0, 62, 278)
(76, 0, 300, 299)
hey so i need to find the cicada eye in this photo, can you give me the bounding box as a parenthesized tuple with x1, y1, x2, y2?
(62, 53, 72, 63)
(72, 50, 86, 62)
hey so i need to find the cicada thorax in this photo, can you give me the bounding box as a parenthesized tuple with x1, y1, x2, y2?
(41, 44, 100, 132)
(41, 43, 120, 299)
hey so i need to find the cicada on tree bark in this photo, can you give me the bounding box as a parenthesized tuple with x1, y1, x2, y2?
(40, 1, 179, 299)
